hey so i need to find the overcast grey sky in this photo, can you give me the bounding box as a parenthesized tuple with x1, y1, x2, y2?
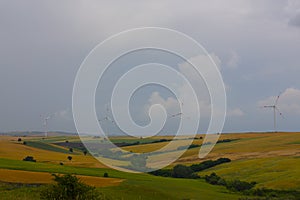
(1, 0, 300, 134)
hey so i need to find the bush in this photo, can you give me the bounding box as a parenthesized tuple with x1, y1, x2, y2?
(172, 164, 194, 178)
(205, 172, 256, 192)
(226, 179, 256, 192)
(40, 174, 104, 200)
(129, 154, 148, 170)
(103, 172, 108, 177)
(17, 138, 22, 142)
(23, 156, 36, 162)
(205, 173, 224, 185)
(23, 141, 27, 145)
(149, 169, 173, 177)
(67, 156, 72, 161)
(69, 148, 73, 153)
(83, 150, 88, 156)
(190, 158, 231, 172)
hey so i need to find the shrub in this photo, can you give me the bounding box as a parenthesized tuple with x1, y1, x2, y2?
(69, 148, 73, 153)
(40, 174, 103, 200)
(190, 158, 231, 172)
(129, 154, 148, 170)
(67, 156, 72, 161)
(149, 169, 173, 177)
(103, 172, 108, 177)
(205, 173, 255, 192)
(23, 141, 27, 145)
(226, 179, 256, 192)
(23, 156, 36, 162)
(172, 164, 194, 178)
(83, 150, 88, 156)
(205, 173, 223, 185)
(17, 138, 22, 142)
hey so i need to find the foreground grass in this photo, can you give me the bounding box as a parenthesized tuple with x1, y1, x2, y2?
(0, 158, 242, 199)
(0, 179, 241, 200)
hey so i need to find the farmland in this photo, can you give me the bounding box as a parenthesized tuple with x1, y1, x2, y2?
(0, 132, 299, 199)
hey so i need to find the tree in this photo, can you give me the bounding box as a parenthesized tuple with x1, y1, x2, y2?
(172, 164, 194, 178)
(17, 138, 22, 142)
(83, 150, 88, 156)
(23, 156, 36, 162)
(69, 148, 73, 153)
(129, 154, 148, 170)
(40, 174, 104, 200)
(67, 156, 72, 161)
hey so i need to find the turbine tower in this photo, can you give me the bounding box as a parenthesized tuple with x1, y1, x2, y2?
(98, 104, 115, 136)
(41, 114, 52, 138)
(263, 93, 284, 132)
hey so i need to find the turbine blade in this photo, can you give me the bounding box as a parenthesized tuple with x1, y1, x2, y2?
(263, 105, 273, 108)
(275, 92, 282, 105)
(275, 107, 284, 119)
(169, 112, 182, 118)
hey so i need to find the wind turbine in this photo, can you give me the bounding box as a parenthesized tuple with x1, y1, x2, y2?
(168, 101, 191, 120)
(98, 104, 115, 136)
(40, 114, 52, 138)
(263, 92, 284, 132)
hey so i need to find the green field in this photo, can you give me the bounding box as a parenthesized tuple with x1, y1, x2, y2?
(0, 132, 299, 199)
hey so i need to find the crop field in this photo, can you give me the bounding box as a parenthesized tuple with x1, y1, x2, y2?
(0, 132, 299, 199)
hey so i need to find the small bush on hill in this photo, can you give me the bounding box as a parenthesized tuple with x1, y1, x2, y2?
(40, 174, 104, 200)
(190, 158, 231, 172)
(226, 179, 256, 192)
(205, 172, 255, 192)
(204, 173, 225, 185)
(149, 169, 173, 177)
(23, 156, 36, 162)
(67, 156, 72, 161)
(172, 164, 194, 178)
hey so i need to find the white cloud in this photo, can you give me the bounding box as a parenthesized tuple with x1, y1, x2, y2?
(227, 108, 244, 117)
(144, 53, 223, 120)
(54, 109, 72, 121)
(258, 88, 300, 115)
(226, 50, 239, 69)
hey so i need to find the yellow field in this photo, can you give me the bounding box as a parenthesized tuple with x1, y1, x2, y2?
(0, 169, 123, 187)
(1, 132, 300, 191)
(174, 132, 300, 164)
(0, 136, 107, 168)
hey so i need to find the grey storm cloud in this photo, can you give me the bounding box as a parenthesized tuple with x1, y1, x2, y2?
(289, 14, 300, 27)
(0, 0, 300, 133)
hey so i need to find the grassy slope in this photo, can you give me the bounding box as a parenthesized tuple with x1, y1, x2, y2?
(1, 132, 300, 199)
(0, 136, 106, 168)
(198, 156, 300, 190)
(0, 158, 242, 200)
(24, 141, 75, 154)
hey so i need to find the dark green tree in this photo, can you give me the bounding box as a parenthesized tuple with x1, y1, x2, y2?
(67, 156, 72, 161)
(172, 164, 194, 178)
(40, 174, 104, 200)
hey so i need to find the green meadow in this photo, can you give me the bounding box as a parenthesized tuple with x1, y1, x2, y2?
(0, 132, 299, 199)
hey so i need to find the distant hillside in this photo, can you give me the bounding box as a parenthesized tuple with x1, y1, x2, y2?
(0, 131, 77, 137)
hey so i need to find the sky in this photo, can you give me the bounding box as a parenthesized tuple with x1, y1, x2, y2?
(0, 0, 300, 134)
